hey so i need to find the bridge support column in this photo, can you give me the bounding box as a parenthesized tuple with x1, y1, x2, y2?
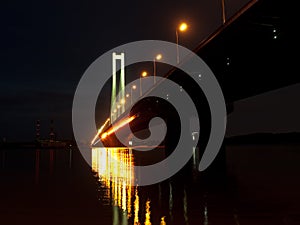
(111, 52, 125, 122)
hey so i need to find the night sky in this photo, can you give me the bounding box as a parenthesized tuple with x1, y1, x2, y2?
(1, 0, 293, 141)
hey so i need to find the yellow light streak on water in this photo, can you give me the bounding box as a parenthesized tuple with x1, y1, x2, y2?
(92, 147, 134, 214)
(144, 200, 152, 225)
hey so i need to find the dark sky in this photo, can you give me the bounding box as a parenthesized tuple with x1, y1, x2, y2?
(1, 0, 251, 141)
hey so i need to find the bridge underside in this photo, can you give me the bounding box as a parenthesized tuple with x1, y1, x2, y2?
(99, 0, 295, 155)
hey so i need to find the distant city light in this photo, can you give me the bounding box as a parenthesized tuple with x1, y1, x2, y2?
(132, 85, 137, 90)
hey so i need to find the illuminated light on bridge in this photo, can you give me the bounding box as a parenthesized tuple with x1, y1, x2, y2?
(140, 71, 148, 96)
(178, 22, 188, 32)
(153, 54, 162, 83)
(101, 132, 108, 140)
(91, 118, 110, 145)
(176, 22, 189, 63)
(120, 99, 126, 105)
(101, 115, 137, 140)
(156, 54, 162, 61)
(141, 71, 148, 77)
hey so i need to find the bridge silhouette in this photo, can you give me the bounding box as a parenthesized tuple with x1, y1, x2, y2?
(93, 0, 294, 154)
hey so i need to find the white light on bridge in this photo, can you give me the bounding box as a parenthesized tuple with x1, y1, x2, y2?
(226, 57, 231, 66)
(156, 54, 162, 61)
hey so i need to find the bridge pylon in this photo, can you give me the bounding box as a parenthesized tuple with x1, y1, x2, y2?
(111, 52, 125, 122)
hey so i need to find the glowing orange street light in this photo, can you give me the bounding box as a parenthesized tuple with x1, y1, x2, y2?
(153, 54, 162, 84)
(141, 71, 148, 77)
(140, 71, 148, 96)
(179, 22, 188, 32)
(131, 85, 137, 105)
(176, 22, 188, 63)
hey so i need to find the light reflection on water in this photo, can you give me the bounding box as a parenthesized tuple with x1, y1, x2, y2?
(92, 147, 167, 225)
(1, 145, 300, 224)
(90, 145, 300, 225)
(92, 148, 134, 211)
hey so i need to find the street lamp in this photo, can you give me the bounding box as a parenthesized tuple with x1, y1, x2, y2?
(125, 93, 130, 109)
(221, 0, 226, 24)
(131, 85, 136, 105)
(153, 54, 162, 84)
(140, 71, 148, 96)
(176, 22, 188, 64)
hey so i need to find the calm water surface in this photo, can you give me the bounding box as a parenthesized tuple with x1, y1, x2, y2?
(1, 144, 300, 225)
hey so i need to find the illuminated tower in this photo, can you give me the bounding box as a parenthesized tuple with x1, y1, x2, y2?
(111, 52, 125, 122)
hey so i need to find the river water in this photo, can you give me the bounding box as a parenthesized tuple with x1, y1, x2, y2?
(1, 144, 300, 225)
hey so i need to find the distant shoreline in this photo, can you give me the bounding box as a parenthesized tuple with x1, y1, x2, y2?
(2, 133, 300, 150)
(0, 139, 75, 150)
